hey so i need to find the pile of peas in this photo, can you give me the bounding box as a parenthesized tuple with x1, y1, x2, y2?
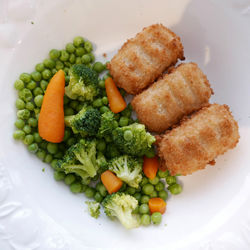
(13, 36, 108, 193)
(13, 36, 182, 226)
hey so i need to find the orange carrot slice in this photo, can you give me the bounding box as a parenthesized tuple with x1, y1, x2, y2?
(38, 69, 65, 143)
(143, 156, 159, 179)
(105, 77, 126, 113)
(101, 170, 123, 194)
(149, 198, 166, 214)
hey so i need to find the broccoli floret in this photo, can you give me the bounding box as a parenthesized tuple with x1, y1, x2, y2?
(86, 201, 100, 219)
(112, 123, 156, 156)
(65, 106, 101, 136)
(108, 155, 143, 188)
(65, 64, 99, 101)
(98, 111, 118, 138)
(102, 193, 140, 229)
(57, 139, 100, 182)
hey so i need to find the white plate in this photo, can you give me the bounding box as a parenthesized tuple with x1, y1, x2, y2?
(0, 0, 250, 249)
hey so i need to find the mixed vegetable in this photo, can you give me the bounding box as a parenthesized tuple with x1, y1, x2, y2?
(13, 36, 182, 229)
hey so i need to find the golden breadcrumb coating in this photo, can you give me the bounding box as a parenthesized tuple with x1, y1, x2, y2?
(131, 62, 213, 132)
(108, 24, 184, 94)
(156, 104, 240, 176)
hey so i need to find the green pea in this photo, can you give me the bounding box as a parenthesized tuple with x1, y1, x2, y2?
(43, 58, 56, 69)
(17, 109, 30, 120)
(28, 143, 38, 153)
(23, 125, 32, 134)
(36, 149, 46, 161)
(64, 174, 76, 185)
(151, 212, 162, 225)
(51, 159, 59, 170)
(34, 95, 43, 107)
(42, 69, 52, 80)
(126, 186, 136, 195)
(141, 195, 150, 204)
(67, 137, 76, 146)
(150, 190, 158, 198)
(40, 80, 48, 91)
(141, 177, 149, 186)
(73, 36, 84, 47)
(33, 132, 42, 143)
(142, 184, 154, 195)
(119, 117, 129, 127)
(15, 119, 25, 129)
(97, 140, 106, 152)
(60, 50, 69, 62)
(70, 182, 82, 193)
(19, 73, 31, 83)
(51, 69, 56, 75)
(141, 214, 151, 226)
(94, 192, 103, 202)
(28, 117, 38, 127)
(13, 130, 25, 140)
(55, 60, 64, 70)
(23, 134, 34, 145)
(31, 71, 42, 82)
(19, 88, 33, 102)
(35, 63, 45, 72)
(26, 80, 37, 90)
(157, 169, 169, 178)
(133, 193, 141, 202)
(149, 176, 159, 185)
(16, 98, 25, 109)
(44, 154, 53, 163)
(85, 187, 95, 198)
(84, 41, 92, 52)
(14, 79, 24, 90)
(158, 190, 168, 201)
(92, 62, 105, 73)
(64, 107, 74, 116)
(47, 143, 58, 154)
(54, 171, 65, 181)
(168, 183, 182, 195)
(49, 49, 61, 60)
(40, 141, 47, 150)
(65, 43, 75, 53)
(81, 54, 91, 64)
(98, 80, 105, 89)
(96, 183, 107, 197)
(34, 95, 43, 108)
(123, 130, 133, 141)
(102, 96, 108, 105)
(67, 54, 75, 65)
(166, 176, 176, 185)
(75, 47, 86, 56)
(33, 87, 43, 96)
(139, 204, 149, 214)
(155, 181, 165, 192)
(75, 57, 82, 64)
(100, 106, 110, 114)
(26, 102, 35, 111)
(93, 98, 103, 108)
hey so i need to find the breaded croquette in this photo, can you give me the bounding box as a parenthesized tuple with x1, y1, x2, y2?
(156, 104, 240, 176)
(108, 24, 184, 94)
(131, 63, 213, 132)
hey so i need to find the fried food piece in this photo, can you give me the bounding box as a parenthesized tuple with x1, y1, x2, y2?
(156, 104, 240, 176)
(108, 24, 184, 94)
(131, 63, 213, 132)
